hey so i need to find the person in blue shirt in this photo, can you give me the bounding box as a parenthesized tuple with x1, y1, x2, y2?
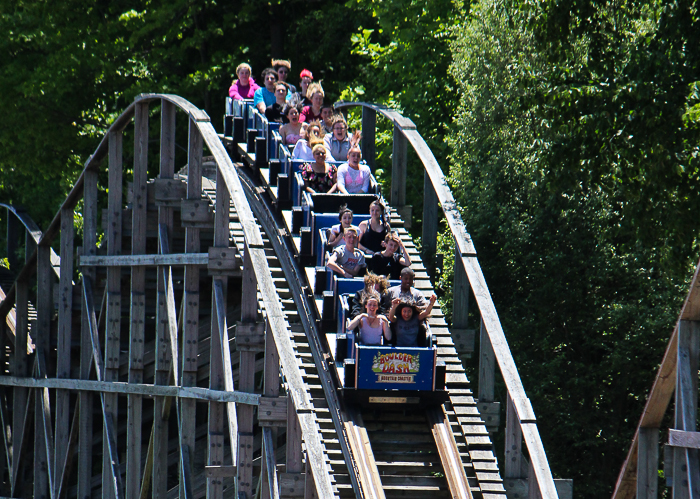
(254, 68, 291, 114)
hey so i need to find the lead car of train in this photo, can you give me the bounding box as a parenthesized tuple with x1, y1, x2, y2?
(225, 98, 448, 407)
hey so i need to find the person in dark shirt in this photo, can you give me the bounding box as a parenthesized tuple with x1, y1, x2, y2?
(368, 232, 410, 280)
(388, 294, 437, 347)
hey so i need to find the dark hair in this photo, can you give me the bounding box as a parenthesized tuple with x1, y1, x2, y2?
(338, 204, 354, 222)
(261, 67, 278, 81)
(282, 103, 300, 117)
(369, 200, 388, 230)
(400, 267, 415, 278)
(396, 300, 420, 320)
(361, 291, 382, 309)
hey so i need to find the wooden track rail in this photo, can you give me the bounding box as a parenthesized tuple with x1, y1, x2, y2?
(335, 101, 561, 498)
(0, 94, 336, 498)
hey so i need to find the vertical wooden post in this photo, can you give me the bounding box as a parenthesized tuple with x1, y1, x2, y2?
(6, 213, 19, 271)
(127, 101, 148, 499)
(391, 125, 406, 208)
(452, 249, 469, 331)
(673, 320, 700, 498)
(637, 427, 659, 499)
(361, 107, 376, 169)
(153, 99, 175, 499)
(528, 460, 543, 499)
(34, 243, 52, 498)
(304, 451, 318, 499)
(422, 172, 437, 266)
(55, 206, 73, 496)
(180, 117, 202, 498)
(286, 392, 303, 474)
(478, 318, 495, 402)
(11, 275, 28, 495)
(78, 168, 98, 499)
(262, 320, 280, 499)
(103, 130, 123, 499)
(207, 166, 229, 499)
(504, 394, 522, 479)
(237, 246, 258, 499)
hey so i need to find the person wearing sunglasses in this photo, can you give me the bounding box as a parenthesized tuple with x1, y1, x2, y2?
(272, 59, 297, 93)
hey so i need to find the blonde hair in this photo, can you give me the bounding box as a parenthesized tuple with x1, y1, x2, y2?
(235, 62, 252, 75)
(349, 130, 362, 151)
(271, 59, 291, 69)
(306, 82, 325, 99)
(306, 120, 326, 143)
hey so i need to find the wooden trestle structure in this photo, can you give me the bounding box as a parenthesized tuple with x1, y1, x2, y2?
(613, 259, 700, 498)
(0, 94, 571, 498)
(0, 94, 334, 499)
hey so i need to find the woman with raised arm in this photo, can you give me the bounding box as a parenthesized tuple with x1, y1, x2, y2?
(279, 104, 303, 146)
(337, 131, 372, 194)
(388, 295, 437, 347)
(358, 200, 390, 255)
(229, 63, 260, 100)
(346, 292, 391, 346)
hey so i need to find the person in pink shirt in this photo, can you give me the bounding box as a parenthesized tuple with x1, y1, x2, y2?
(229, 63, 260, 100)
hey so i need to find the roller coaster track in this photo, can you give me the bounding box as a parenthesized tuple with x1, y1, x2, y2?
(0, 94, 565, 498)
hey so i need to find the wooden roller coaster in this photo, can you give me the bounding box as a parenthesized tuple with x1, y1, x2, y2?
(17, 91, 698, 499)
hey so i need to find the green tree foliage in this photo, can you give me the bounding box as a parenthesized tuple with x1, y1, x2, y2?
(0, 0, 373, 228)
(449, 0, 700, 494)
(345, 0, 460, 230)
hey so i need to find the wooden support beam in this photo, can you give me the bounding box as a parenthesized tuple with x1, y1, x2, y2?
(180, 116, 202, 499)
(422, 172, 438, 264)
(35, 245, 53, 499)
(504, 394, 523, 479)
(55, 207, 74, 497)
(637, 427, 658, 499)
(361, 107, 376, 169)
(103, 129, 123, 499)
(391, 125, 407, 208)
(286, 392, 303, 474)
(11, 276, 28, 496)
(238, 247, 257, 498)
(453, 246, 469, 331)
(478, 318, 495, 402)
(214, 280, 239, 456)
(0, 375, 260, 404)
(263, 320, 281, 499)
(84, 276, 123, 499)
(127, 100, 149, 499)
(673, 320, 700, 497)
(153, 99, 175, 499)
(207, 166, 230, 499)
(80, 253, 210, 267)
(263, 427, 280, 499)
(78, 167, 98, 499)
